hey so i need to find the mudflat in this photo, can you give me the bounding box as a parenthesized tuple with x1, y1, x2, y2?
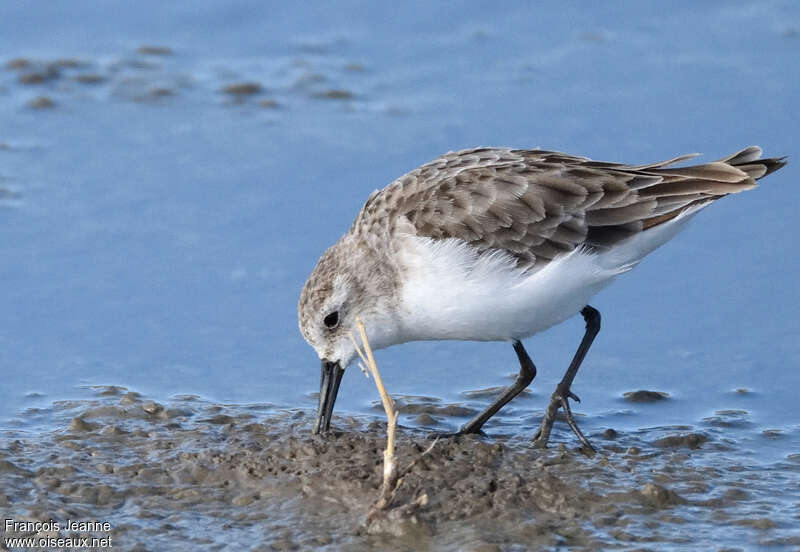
(2, 387, 798, 551)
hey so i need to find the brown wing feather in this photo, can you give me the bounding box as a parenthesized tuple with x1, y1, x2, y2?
(353, 147, 786, 268)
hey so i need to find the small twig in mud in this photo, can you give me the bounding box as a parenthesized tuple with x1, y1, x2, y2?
(350, 318, 436, 529)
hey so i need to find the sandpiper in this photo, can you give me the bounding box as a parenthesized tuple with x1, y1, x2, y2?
(298, 146, 785, 450)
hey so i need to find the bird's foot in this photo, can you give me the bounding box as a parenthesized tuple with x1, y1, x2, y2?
(533, 384, 595, 453)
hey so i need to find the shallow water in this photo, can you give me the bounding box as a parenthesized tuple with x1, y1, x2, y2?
(1, 1, 799, 549)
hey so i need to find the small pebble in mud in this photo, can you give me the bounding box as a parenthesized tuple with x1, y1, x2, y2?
(231, 493, 256, 507)
(312, 88, 354, 100)
(51, 58, 86, 69)
(100, 425, 127, 437)
(0, 459, 27, 476)
(762, 429, 783, 439)
(119, 391, 142, 404)
(715, 409, 748, 416)
(137, 45, 173, 56)
(702, 410, 751, 428)
(223, 82, 263, 95)
(735, 387, 750, 394)
(414, 413, 438, 426)
(639, 483, 685, 508)
(366, 419, 385, 431)
(602, 428, 618, 440)
(93, 385, 126, 396)
(69, 417, 98, 432)
(715, 488, 750, 505)
(74, 74, 106, 84)
(19, 70, 59, 84)
(732, 518, 777, 529)
(5, 57, 32, 70)
(623, 390, 669, 402)
(204, 414, 236, 425)
(652, 432, 708, 449)
(134, 88, 174, 102)
(142, 401, 164, 415)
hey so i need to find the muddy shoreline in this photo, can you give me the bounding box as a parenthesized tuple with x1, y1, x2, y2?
(2, 387, 798, 551)
(3, 4, 800, 549)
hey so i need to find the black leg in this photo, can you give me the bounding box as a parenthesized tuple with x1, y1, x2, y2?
(459, 340, 537, 434)
(533, 305, 601, 452)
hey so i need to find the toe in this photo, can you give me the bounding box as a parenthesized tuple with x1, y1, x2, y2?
(566, 390, 581, 402)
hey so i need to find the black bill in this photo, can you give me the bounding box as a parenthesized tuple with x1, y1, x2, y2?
(313, 359, 344, 434)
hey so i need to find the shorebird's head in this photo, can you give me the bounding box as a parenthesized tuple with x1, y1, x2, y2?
(298, 235, 400, 434)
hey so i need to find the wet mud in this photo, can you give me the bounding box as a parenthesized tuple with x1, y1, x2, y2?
(622, 390, 669, 403)
(2, 387, 799, 551)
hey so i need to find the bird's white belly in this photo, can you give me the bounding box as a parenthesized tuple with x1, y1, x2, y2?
(395, 206, 702, 344)
(396, 238, 620, 342)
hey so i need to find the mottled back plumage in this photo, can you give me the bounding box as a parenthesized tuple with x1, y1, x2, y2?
(299, 145, 786, 440)
(351, 146, 786, 269)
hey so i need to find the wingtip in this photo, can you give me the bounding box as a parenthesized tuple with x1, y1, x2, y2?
(761, 155, 789, 177)
(721, 146, 787, 179)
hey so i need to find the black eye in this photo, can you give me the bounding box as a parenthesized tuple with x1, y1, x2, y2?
(323, 311, 339, 329)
